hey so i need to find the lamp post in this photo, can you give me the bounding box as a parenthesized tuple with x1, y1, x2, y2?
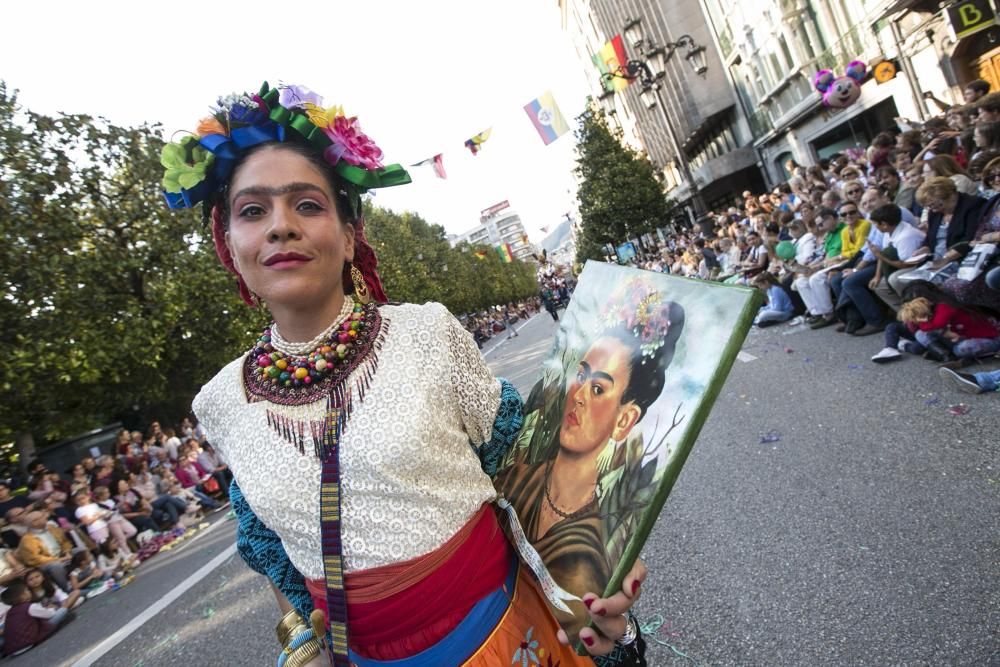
(600, 18, 709, 216)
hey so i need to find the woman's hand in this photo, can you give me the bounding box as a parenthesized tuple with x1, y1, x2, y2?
(556, 558, 648, 655)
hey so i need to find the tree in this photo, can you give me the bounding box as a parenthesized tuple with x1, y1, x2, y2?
(0, 82, 266, 444)
(573, 104, 672, 264)
(363, 203, 538, 313)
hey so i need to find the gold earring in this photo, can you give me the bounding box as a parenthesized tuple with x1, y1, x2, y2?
(351, 264, 370, 304)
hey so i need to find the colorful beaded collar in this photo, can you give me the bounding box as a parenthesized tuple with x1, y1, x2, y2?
(242, 302, 384, 406)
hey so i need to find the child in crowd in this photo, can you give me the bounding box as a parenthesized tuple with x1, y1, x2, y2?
(24, 568, 81, 612)
(68, 550, 110, 594)
(752, 271, 795, 327)
(0, 579, 69, 656)
(896, 297, 1000, 361)
(97, 540, 135, 580)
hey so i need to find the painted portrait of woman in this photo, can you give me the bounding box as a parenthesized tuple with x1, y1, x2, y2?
(495, 278, 685, 636)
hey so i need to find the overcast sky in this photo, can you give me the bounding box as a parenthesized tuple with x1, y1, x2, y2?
(1, 1, 595, 240)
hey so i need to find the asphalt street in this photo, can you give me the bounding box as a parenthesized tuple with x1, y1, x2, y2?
(26, 309, 999, 666)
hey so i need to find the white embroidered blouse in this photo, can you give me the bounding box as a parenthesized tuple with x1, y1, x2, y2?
(193, 302, 501, 579)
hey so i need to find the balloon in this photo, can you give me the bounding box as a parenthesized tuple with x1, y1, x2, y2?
(776, 241, 796, 261)
(814, 60, 866, 109)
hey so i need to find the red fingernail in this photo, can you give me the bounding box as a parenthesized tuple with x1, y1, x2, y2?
(582, 636, 594, 646)
(632, 580, 641, 595)
(596, 607, 606, 616)
(583, 598, 593, 610)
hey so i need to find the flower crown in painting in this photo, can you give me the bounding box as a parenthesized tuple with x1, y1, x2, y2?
(602, 278, 674, 359)
(160, 82, 411, 211)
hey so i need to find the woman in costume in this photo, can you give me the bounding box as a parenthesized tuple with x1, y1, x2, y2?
(495, 283, 683, 637)
(165, 83, 648, 666)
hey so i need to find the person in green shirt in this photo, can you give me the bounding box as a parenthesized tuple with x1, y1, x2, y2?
(789, 208, 844, 328)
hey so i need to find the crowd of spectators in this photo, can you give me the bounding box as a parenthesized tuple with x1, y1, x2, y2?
(463, 298, 542, 347)
(0, 418, 228, 656)
(625, 78, 1000, 394)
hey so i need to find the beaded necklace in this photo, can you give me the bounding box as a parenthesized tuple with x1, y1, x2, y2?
(242, 299, 387, 459)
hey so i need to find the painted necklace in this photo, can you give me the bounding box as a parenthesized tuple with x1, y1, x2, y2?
(543, 461, 596, 520)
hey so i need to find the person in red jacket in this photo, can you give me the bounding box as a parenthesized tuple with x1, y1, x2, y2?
(899, 297, 1000, 361)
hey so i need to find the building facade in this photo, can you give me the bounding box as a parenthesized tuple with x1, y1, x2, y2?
(559, 0, 768, 218)
(701, 0, 1000, 186)
(449, 200, 534, 261)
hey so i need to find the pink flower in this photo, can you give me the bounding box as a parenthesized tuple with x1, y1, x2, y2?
(322, 116, 384, 170)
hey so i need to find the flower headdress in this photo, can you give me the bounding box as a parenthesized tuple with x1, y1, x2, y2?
(161, 82, 411, 305)
(602, 278, 674, 359)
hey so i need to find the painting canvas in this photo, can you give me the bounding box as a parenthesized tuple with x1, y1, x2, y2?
(494, 260, 761, 638)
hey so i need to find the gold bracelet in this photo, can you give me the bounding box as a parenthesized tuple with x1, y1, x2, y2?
(276, 609, 310, 649)
(283, 637, 321, 667)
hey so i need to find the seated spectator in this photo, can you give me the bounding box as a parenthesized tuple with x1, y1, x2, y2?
(2, 506, 29, 549)
(939, 185, 1000, 314)
(898, 295, 1000, 362)
(0, 579, 68, 656)
(68, 550, 110, 595)
(68, 464, 91, 496)
(113, 479, 159, 534)
(163, 427, 182, 462)
(0, 483, 30, 520)
(25, 567, 81, 612)
(15, 511, 73, 592)
(913, 177, 987, 270)
(752, 272, 794, 327)
(73, 489, 135, 558)
(0, 546, 27, 586)
(160, 470, 220, 512)
(865, 204, 927, 311)
(793, 208, 845, 329)
(923, 155, 979, 195)
(197, 443, 233, 495)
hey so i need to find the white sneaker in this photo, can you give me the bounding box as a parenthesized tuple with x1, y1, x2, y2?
(871, 347, 902, 363)
(897, 340, 909, 352)
(788, 316, 806, 326)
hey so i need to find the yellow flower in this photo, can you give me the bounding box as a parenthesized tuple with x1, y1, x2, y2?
(303, 102, 346, 129)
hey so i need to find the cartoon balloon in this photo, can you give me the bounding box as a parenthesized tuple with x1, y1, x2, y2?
(814, 60, 867, 109)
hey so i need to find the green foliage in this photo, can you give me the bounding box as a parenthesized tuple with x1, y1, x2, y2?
(0, 81, 538, 444)
(0, 82, 269, 444)
(573, 105, 672, 264)
(363, 204, 539, 315)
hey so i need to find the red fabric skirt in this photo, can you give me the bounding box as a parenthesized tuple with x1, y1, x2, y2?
(306, 504, 510, 660)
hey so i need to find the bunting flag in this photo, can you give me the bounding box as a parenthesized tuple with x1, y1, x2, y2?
(464, 128, 492, 155)
(523, 91, 570, 145)
(593, 35, 630, 93)
(411, 154, 447, 179)
(474, 249, 489, 260)
(496, 243, 514, 263)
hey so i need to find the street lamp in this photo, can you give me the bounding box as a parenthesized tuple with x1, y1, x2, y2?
(597, 21, 709, 216)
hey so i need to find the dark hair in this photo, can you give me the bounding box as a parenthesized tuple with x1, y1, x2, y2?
(966, 79, 991, 96)
(70, 550, 91, 570)
(976, 120, 1000, 149)
(978, 91, 1000, 112)
(213, 142, 360, 228)
(602, 302, 685, 420)
(25, 568, 56, 599)
(1, 580, 27, 606)
(817, 207, 837, 220)
(869, 204, 901, 226)
(874, 165, 899, 179)
(872, 132, 896, 149)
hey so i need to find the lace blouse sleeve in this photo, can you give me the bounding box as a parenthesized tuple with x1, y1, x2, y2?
(442, 307, 502, 446)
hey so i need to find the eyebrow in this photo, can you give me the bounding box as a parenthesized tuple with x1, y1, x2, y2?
(232, 182, 328, 201)
(579, 361, 615, 386)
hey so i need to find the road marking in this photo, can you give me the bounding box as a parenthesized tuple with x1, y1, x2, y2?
(72, 543, 237, 667)
(737, 351, 758, 363)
